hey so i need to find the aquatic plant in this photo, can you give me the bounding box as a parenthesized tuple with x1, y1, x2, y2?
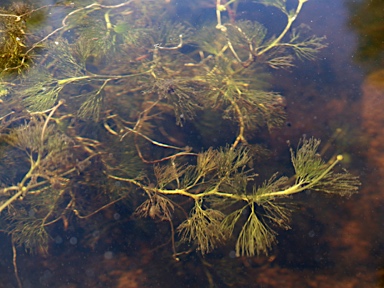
(0, 0, 359, 285)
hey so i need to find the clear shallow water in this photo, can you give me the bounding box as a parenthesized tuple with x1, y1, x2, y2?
(0, 0, 382, 287)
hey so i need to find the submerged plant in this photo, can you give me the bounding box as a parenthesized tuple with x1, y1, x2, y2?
(119, 138, 358, 257)
(0, 0, 359, 285)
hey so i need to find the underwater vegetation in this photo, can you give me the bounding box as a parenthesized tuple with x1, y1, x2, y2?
(0, 0, 359, 286)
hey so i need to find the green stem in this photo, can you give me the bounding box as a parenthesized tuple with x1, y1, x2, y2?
(224, 0, 238, 7)
(57, 70, 151, 86)
(257, 0, 307, 56)
(257, 155, 343, 199)
(109, 154, 343, 205)
(108, 174, 247, 202)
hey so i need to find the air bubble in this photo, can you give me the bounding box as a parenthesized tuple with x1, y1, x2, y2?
(229, 250, 236, 258)
(69, 237, 78, 245)
(104, 251, 113, 260)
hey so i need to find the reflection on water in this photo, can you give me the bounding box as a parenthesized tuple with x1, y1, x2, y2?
(0, 0, 381, 287)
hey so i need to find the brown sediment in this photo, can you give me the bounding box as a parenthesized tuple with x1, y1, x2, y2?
(323, 70, 384, 271)
(362, 69, 384, 187)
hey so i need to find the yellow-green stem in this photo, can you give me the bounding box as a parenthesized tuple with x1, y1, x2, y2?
(257, 0, 307, 56)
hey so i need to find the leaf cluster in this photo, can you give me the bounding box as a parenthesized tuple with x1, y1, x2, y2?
(146, 138, 359, 257)
(0, 0, 360, 270)
(178, 200, 227, 254)
(290, 138, 360, 196)
(0, 3, 33, 74)
(6, 118, 73, 157)
(134, 194, 175, 221)
(145, 77, 204, 126)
